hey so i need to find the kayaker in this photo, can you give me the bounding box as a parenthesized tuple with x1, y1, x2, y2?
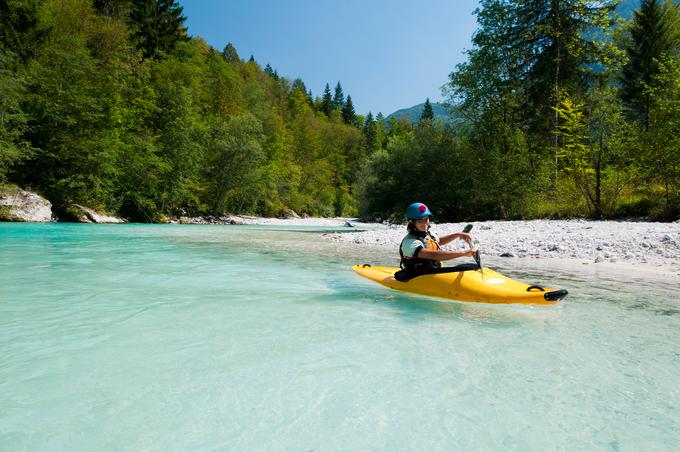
(399, 202, 476, 275)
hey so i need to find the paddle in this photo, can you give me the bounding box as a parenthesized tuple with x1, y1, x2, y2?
(462, 224, 482, 270)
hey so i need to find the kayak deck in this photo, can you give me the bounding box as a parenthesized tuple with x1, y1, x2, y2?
(352, 264, 567, 305)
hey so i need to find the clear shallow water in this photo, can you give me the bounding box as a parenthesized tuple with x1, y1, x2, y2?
(1, 223, 679, 451)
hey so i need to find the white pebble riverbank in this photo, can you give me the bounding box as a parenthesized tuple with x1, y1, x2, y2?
(315, 218, 680, 277)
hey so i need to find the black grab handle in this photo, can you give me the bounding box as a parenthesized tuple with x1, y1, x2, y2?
(526, 285, 545, 292)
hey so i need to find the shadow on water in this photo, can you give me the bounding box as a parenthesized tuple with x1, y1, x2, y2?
(320, 274, 563, 328)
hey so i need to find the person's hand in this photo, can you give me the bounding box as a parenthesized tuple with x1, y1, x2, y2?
(466, 248, 477, 257)
(459, 232, 473, 245)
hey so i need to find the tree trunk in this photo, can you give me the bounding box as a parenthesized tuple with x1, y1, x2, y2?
(552, 0, 561, 190)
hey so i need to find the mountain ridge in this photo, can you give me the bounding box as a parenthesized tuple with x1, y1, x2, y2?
(385, 102, 453, 124)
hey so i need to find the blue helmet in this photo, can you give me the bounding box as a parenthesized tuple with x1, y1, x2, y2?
(405, 202, 432, 220)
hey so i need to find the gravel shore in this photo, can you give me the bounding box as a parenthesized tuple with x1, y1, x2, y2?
(248, 217, 680, 278)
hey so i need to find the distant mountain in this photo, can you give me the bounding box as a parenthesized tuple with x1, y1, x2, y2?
(385, 102, 455, 125)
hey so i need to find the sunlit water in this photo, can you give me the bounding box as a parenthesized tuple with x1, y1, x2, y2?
(1, 223, 679, 451)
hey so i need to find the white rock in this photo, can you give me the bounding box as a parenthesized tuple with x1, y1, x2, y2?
(72, 204, 126, 223)
(0, 186, 52, 222)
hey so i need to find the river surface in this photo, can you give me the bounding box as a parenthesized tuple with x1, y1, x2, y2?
(1, 223, 679, 450)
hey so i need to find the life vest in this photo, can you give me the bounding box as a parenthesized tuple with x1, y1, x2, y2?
(399, 231, 442, 272)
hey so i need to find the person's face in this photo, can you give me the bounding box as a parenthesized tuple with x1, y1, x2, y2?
(415, 216, 430, 232)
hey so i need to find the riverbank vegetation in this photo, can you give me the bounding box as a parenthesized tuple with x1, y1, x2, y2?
(1, 0, 678, 222)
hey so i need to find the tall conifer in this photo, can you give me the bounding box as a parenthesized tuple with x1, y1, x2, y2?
(333, 82, 344, 108)
(342, 95, 356, 125)
(363, 112, 377, 150)
(130, 0, 188, 58)
(321, 83, 333, 116)
(621, 0, 675, 128)
(420, 98, 434, 121)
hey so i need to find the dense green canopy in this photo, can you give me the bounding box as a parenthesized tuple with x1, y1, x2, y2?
(1, 0, 678, 222)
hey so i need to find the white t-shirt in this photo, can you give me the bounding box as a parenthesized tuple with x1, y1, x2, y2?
(400, 231, 440, 258)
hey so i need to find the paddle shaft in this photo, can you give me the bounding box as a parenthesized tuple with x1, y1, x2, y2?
(462, 224, 482, 269)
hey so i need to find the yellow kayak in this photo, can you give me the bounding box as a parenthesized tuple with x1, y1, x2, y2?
(352, 264, 568, 305)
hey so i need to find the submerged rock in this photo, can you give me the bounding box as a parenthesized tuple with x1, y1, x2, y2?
(0, 185, 52, 222)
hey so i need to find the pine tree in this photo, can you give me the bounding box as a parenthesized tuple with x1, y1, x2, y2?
(291, 78, 307, 92)
(222, 42, 240, 62)
(363, 111, 377, 150)
(621, 0, 675, 128)
(130, 0, 188, 58)
(374, 112, 386, 149)
(333, 82, 344, 108)
(420, 98, 434, 121)
(248, 55, 255, 62)
(321, 83, 333, 116)
(262, 64, 279, 80)
(342, 95, 356, 125)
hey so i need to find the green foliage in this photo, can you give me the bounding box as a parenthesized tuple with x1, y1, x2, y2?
(0, 0, 377, 221)
(19, 1, 116, 205)
(4, 0, 677, 223)
(0, 49, 31, 181)
(552, 95, 628, 218)
(358, 122, 497, 221)
(93, 0, 131, 19)
(637, 55, 680, 218)
(0, 0, 44, 60)
(205, 113, 265, 213)
(431, 0, 679, 221)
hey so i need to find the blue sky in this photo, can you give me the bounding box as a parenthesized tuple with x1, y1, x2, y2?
(181, 0, 480, 116)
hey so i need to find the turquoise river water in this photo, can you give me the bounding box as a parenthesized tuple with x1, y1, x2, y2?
(1, 223, 679, 451)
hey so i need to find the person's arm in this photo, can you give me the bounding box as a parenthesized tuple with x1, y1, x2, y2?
(417, 247, 477, 262)
(439, 232, 473, 246)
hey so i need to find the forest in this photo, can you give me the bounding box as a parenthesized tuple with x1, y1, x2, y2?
(1, 0, 679, 222)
